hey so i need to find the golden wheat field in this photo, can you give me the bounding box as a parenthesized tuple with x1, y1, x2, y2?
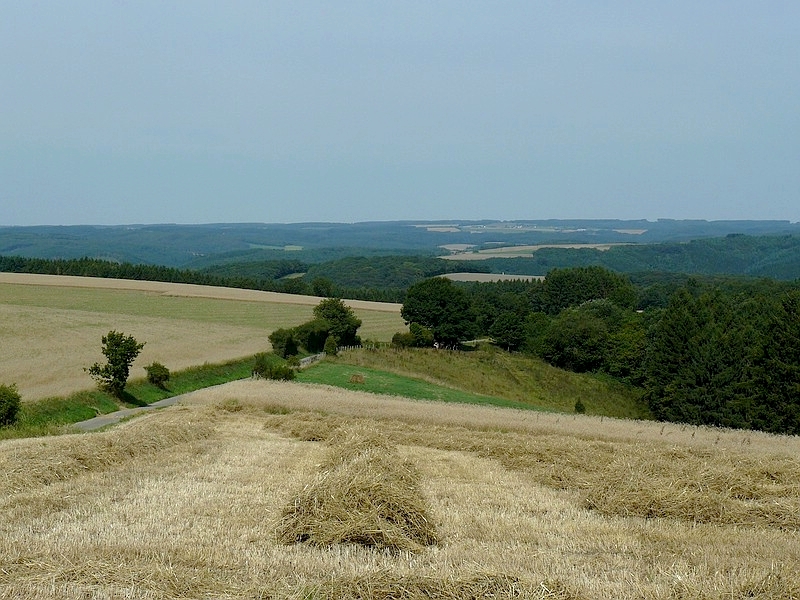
(2, 379, 799, 599)
(0, 273, 403, 400)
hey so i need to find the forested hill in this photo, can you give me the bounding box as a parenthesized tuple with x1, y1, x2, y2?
(482, 234, 800, 280)
(1, 220, 798, 268)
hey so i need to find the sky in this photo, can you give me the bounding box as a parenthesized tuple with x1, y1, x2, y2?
(1, 1, 798, 226)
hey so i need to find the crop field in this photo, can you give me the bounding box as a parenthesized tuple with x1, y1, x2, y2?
(440, 243, 627, 260)
(0, 274, 403, 400)
(2, 380, 799, 599)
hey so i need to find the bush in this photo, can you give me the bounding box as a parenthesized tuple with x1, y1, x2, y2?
(391, 331, 415, 348)
(145, 362, 170, 389)
(0, 383, 21, 427)
(253, 353, 296, 381)
(268, 363, 296, 381)
(575, 399, 586, 414)
(253, 353, 273, 378)
(294, 318, 331, 353)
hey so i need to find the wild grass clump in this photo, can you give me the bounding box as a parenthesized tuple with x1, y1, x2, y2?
(309, 571, 575, 599)
(276, 429, 438, 552)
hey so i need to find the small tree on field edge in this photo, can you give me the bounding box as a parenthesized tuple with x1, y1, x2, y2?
(145, 362, 170, 389)
(0, 383, 21, 427)
(87, 330, 145, 397)
(324, 334, 338, 356)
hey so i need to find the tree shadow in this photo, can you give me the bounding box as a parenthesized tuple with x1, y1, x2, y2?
(118, 390, 147, 407)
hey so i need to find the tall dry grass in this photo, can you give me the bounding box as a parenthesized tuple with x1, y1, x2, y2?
(1, 380, 799, 598)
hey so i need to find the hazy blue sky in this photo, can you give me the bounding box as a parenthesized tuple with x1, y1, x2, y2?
(2, 1, 798, 225)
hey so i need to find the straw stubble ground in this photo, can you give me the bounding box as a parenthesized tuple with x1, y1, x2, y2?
(2, 381, 799, 599)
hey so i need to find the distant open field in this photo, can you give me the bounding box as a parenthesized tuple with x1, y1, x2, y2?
(0, 274, 403, 400)
(442, 272, 544, 282)
(440, 243, 628, 260)
(2, 380, 798, 599)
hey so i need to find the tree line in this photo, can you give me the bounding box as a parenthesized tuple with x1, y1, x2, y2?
(0, 255, 485, 303)
(397, 268, 800, 435)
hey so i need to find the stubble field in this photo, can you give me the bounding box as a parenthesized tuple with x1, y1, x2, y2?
(0, 273, 403, 400)
(2, 380, 799, 599)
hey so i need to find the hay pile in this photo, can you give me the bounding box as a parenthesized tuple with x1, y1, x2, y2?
(276, 429, 438, 552)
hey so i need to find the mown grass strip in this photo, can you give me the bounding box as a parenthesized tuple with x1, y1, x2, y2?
(1, 357, 256, 440)
(295, 360, 544, 411)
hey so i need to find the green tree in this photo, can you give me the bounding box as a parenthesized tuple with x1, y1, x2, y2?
(293, 318, 332, 353)
(269, 328, 299, 358)
(87, 331, 145, 397)
(644, 289, 753, 427)
(541, 309, 609, 372)
(324, 334, 338, 356)
(537, 266, 637, 315)
(489, 311, 525, 351)
(311, 277, 336, 298)
(313, 298, 362, 347)
(401, 277, 475, 346)
(748, 291, 800, 434)
(0, 383, 21, 427)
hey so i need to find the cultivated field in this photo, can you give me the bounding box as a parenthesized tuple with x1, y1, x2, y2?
(0, 274, 403, 400)
(2, 380, 799, 599)
(440, 243, 627, 260)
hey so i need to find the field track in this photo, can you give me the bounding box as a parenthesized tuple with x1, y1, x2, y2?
(0, 273, 403, 400)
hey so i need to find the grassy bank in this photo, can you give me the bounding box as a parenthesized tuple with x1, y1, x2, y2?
(333, 346, 651, 419)
(1, 357, 255, 439)
(295, 361, 540, 411)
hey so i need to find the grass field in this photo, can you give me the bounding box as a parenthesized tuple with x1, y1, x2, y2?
(296, 361, 540, 410)
(334, 347, 650, 419)
(0, 274, 403, 400)
(2, 380, 798, 599)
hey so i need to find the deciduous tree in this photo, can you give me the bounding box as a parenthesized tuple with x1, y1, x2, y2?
(401, 277, 475, 346)
(87, 331, 145, 397)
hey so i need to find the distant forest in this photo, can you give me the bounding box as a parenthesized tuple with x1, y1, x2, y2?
(481, 234, 800, 280)
(2, 220, 798, 267)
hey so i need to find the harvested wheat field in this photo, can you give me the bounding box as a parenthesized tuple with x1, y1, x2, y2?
(0, 274, 403, 400)
(2, 380, 799, 599)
